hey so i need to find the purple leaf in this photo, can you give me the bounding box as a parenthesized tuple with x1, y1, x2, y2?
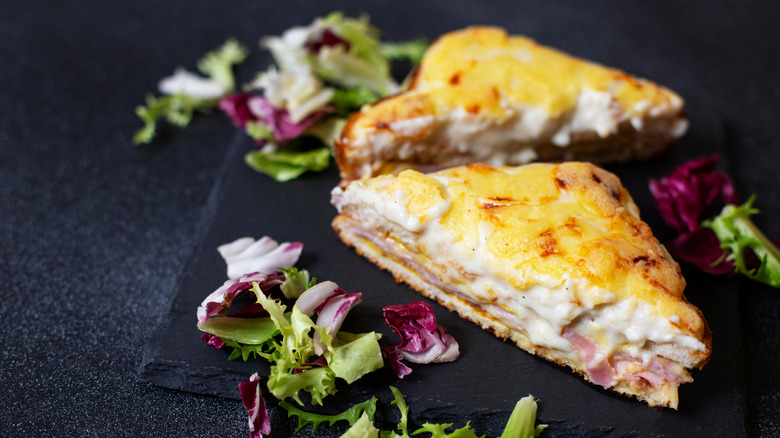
(201, 333, 226, 349)
(313, 292, 363, 355)
(219, 93, 257, 129)
(304, 28, 351, 54)
(196, 271, 284, 324)
(383, 302, 460, 365)
(648, 155, 739, 233)
(239, 373, 271, 438)
(246, 97, 326, 142)
(295, 281, 343, 314)
(667, 229, 735, 275)
(381, 346, 412, 379)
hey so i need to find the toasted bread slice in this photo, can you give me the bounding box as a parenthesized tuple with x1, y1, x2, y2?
(331, 162, 710, 408)
(335, 27, 687, 182)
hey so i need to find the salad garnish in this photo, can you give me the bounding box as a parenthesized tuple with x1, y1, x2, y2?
(133, 39, 248, 145)
(134, 13, 428, 181)
(382, 301, 460, 377)
(333, 386, 547, 438)
(649, 155, 780, 287)
(198, 235, 467, 436)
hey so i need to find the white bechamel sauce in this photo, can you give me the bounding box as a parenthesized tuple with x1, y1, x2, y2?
(354, 86, 686, 175)
(332, 177, 707, 372)
(388, 116, 436, 137)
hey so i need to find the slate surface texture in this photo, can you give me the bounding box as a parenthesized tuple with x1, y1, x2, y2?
(2, 1, 779, 437)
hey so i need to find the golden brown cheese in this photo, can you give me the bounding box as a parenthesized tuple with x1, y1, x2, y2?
(335, 27, 688, 182)
(399, 163, 702, 335)
(413, 27, 678, 118)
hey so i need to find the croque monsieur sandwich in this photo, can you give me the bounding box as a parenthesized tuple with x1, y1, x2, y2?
(335, 27, 688, 182)
(331, 162, 710, 408)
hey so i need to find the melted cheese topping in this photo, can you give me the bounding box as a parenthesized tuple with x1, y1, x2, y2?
(417, 27, 682, 119)
(337, 27, 688, 181)
(332, 163, 708, 351)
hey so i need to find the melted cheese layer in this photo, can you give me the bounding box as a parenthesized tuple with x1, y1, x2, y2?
(331, 163, 709, 366)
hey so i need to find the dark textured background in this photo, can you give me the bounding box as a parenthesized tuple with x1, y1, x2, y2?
(2, 1, 778, 436)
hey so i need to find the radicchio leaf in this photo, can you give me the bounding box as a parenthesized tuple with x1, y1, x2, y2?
(219, 93, 256, 129)
(246, 96, 327, 142)
(196, 271, 284, 324)
(201, 333, 226, 349)
(239, 373, 272, 438)
(313, 292, 362, 355)
(383, 301, 460, 368)
(217, 236, 302, 280)
(304, 28, 351, 54)
(219, 93, 328, 146)
(667, 228, 735, 275)
(295, 281, 343, 314)
(381, 346, 412, 379)
(649, 155, 741, 275)
(648, 155, 739, 233)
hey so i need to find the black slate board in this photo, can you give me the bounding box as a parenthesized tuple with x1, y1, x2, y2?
(140, 108, 746, 437)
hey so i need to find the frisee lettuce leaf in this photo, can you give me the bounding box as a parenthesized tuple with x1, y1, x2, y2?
(384, 385, 410, 438)
(133, 93, 216, 144)
(413, 422, 483, 438)
(134, 39, 247, 145)
(254, 291, 334, 405)
(343, 412, 381, 437)
(319, 12, 389, 79)
(338, 388, 546, 438)
(279, 396, 378, 432)
(221, 338, 277, 361)
(704, 195, 780, 287)
(381, 39, 429, 64)
(498, 396, 547, 438)
(268, 360, 337, 406)
(196, 38, 249, 92)
(279, 267, 316, 299)
(245, 147, 331, 182)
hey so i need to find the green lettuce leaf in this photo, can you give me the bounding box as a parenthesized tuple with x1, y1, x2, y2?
(330, 87, 380, 117)
(381, 39, 429, 64)
(196, 314, 281, 345)
(325, 331, 384, 384)
(221, 338, 277, 361)
(279, 267, 316, 299)
(319, 12, 389, 78)
(245, 121, 275, 142)
(305, 117, 348, 147)
(412, 422, 483, 438)
(498, 396, 546, 438)
(378, 385, 410, 438)
(268, 360, 337, 406)
(342, 412, 381, 437)
(245, 147, 331, 182)
(704, 195, 780, 287)
(279, 396, 378, 432)
(133, 93, 215, 145)
(196, 38, 249, 92)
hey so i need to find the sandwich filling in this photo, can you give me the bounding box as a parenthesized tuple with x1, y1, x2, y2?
(332, 162, 710, 408)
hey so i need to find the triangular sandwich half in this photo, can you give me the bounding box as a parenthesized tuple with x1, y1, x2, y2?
(335, 27, 688, 182)
(331, 162, 710, 408)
